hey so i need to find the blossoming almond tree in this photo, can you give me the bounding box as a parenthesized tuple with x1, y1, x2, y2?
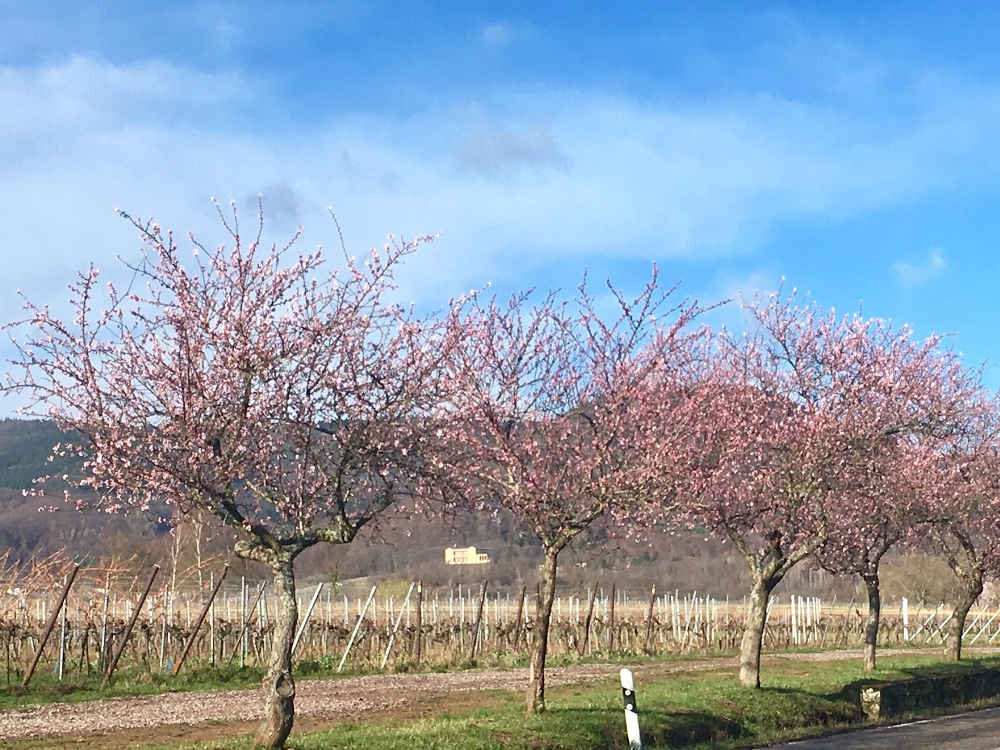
(811, 320, 979, 670)
(2, 200, 458, 749)
(920, 404, 1000, 661)
(663, 295, 978, 687)
(442, 271, 704, 713)
(668, 369, 827, 688)
(817, 441, 947, 670)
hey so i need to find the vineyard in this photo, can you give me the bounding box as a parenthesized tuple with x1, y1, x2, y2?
(4, 551, 998, 688)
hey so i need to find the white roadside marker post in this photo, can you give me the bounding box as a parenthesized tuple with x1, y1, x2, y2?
(620, 667, 642, 750)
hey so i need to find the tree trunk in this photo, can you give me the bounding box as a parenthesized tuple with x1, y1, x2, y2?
(527, 546, 559, 714)
(862, 574, 881, 671)
(256, 556, 298, 749)
(946, 577, 983, 662)
(739, 574, 777, 688)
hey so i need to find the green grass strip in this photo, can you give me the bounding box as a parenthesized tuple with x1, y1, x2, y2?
(120, 653, 1000, 750)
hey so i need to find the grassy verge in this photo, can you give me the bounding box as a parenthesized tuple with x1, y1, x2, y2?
(7, 650, 1000, 749)
(93, 653, 1000, 749)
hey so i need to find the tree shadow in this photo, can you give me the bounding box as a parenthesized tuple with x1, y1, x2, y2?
(552, 705, 748, 747)
(831, 659, 1000, 715)
(548, 661, 1000, 748)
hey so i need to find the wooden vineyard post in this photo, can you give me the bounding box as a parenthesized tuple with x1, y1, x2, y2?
(902, 597, 909, 642)
(104, 565, 159, 686)
(76, 618, 90, 677)
(338, 585, 377, 672)
(580, 585, 599, 656)
(98, 570, 111, 674)
(323, 586, 331, 656)
(23, 563, 80, 687)
(512, 584, 526, 649)
(209, 571, 216, 665)
(292, 582, 324, 658)
(970, 604, 1000, 645)
(912, 605, 940, 641)
(469, 580, 488, 659)
(381, 582, 416, 669)
(643, 585, 656, 654)
(159, 589, 168, 669)
(240, 576, 247, 668)
(57, 575, 68, 680)
(414, 580, 423, 663)
(228, 582, 266, 666)
(172, 563, 229, 676)
(609, 583, 617, 653)
(837, 595, 857, 647)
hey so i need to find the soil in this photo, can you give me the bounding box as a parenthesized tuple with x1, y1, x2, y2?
(2, 648, 997, 749)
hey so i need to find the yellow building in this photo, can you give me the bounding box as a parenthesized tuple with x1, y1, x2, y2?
(444, 546, 490, 565)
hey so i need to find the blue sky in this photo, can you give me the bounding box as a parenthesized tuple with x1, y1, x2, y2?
(4, 1, 1000, 413)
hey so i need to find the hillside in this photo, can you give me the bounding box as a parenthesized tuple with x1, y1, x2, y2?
(0, 419, 873, 600)
(0, 419, 81, 490)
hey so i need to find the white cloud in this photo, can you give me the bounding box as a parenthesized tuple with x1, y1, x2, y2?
(480, 21, 512, 48)
(0, 53, 997, 323)
(891, 249, 948, 287)
(0, 56, 251, 136)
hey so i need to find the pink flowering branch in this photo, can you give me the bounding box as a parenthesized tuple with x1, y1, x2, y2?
(2, 199, 455, 749)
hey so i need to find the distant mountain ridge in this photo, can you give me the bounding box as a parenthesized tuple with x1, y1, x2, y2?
(0, 420, 856, 599)
(0, 418, 81, 489)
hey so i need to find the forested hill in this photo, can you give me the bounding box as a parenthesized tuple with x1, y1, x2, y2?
(0, 418, 81, 489)
(0, 419, 870, 599)
(0, 419, 150, 564)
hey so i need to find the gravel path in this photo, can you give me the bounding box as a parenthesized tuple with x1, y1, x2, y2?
(3, 648, 997, 741)
(1, 663, 619, 741)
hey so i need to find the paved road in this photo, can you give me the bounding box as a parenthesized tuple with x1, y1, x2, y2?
(767, 706, 1000, 749)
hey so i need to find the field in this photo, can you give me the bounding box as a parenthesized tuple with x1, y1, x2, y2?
(3, 552, 998, 690)
(6, 552, 1000, 748)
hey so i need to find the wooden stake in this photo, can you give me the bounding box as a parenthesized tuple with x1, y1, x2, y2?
(22, 563, 79, 688)
(580, 584, 599, 657)
(104, 565, 159, 686)
(240, 576, 247, 667)
(469, 580, 488, 659)
(609, 583, 617, 652)
(642, 585, 656, 654)
(228, 581, 267, 665)
(414, 580, 423, 663)
(57, 575, 68, 680)
(159, 589, 168, 669)
(209, 571, 216, 665)
(381, 582, 416, 668)
(338, 585, 376, 672)
(292, 582, 324, 658)
(173, 563, 228, 676)
(98, 571, 111, 674)
(512, 584, 526, 648)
